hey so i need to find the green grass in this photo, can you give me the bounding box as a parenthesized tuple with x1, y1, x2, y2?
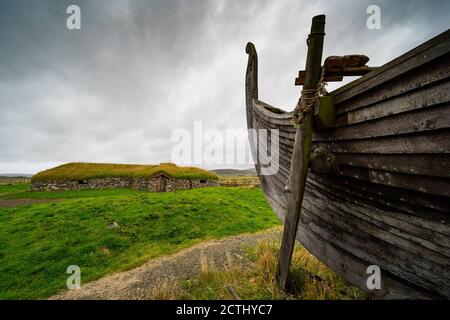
(0, 183, 146, 200)
(0, 186, 280, 299)
(0, 184, 29, 198)
(155, 240, 366, 300)
(31, 162, 218, 182)
(218, 175, 260, 188)
(0, 177, 30, 185)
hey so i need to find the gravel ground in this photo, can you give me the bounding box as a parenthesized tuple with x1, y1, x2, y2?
(50, 227, 282, 300)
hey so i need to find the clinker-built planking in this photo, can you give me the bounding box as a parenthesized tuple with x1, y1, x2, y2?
(245, 16, 450, 298)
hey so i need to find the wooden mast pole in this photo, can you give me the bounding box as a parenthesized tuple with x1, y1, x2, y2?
(277, 14, 326, 289)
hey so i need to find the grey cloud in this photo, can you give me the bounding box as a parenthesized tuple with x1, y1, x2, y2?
(0, 0, 449, 173)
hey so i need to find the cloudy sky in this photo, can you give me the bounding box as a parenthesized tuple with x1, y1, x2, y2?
(1, 0, 449, 174)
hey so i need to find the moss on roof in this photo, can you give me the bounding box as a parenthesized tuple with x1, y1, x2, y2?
(31, 162, 218, 182)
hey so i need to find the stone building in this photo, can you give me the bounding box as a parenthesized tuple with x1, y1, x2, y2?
(30, 162, 218, 192)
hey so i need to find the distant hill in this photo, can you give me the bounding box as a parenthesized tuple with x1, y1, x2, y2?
(211, 168, 257, 176)
(0, 173, 33, 178)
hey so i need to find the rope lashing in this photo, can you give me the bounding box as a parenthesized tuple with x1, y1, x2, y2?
(285, 67, 328, 193)
(292, 66, 328, 127)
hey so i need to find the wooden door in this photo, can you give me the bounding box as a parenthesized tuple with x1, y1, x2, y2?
(158, 176, 167, 192)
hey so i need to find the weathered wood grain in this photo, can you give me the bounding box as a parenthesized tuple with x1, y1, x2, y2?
(301, 200, 450, 285)
(308, 173, 450, 215)
(318, 103, 450, 140)
(296, 219, 439, 299)
(337, 165, 450, 197)
(246, 26, 450, 298)
(305, 180, 450, 253)
(330, 154, 450, 178)
(333, 30, 450, 103)
(336, 80, 450, 126)
(276, 14, 326, 289)
(335, 53, 450, 115)
(300, 204, 450, 297)
(315, 130, 450, 154)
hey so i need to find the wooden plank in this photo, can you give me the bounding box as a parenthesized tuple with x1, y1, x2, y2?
(254, 100, 291, 117)
(330, 153, 450, 178)
(263, 169, 289, 193)
(253, 101, 293, 125)
(259, 175, 287, 210)
(254, 112, 296, 133)
(255, 123, 296, 141)
(262, 156, 448, 298)
(245, 42, 289, 221)
(335, 54, 450, 115)
(332, 30, 450, 103)
(305, 181, 450, 253)
(317, 103, 450, 140)
(296, 219, 438, 298)
(336, 80, 450, 126)
(301, 200, 449, 290)
(261, 117, 450, 198)
(300, 204, 450, 297)
(302, 196, 450, 273)
(338, 165, 450, 197)
(307, 173, 450, 226)
(253, 122, 294, 166)
(295, 67, 375, 86)
(314, 130, 450, 154)
(277, 14, 326, 289)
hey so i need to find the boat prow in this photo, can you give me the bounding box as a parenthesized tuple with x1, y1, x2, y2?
(245, 27, 450, 298)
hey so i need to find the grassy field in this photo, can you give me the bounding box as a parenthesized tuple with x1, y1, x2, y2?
(0, 183, 144, 200)
(0, 177, 30, 185)
(218, 175, 260, 188)
(0, 185, 279, 299)
(153, 240, 367, 300)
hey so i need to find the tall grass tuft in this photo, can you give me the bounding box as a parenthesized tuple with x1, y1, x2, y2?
(149, 280, 182, 300)
(176, 240, 367, 300)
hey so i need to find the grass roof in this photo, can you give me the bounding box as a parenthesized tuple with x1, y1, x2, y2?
(31, 162, 218, 182)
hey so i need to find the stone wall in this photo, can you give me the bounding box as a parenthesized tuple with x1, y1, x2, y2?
(165, 178, 218, 192)
(29, 176, 218, 192)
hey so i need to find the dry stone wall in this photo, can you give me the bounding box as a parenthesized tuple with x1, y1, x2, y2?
(30, 176, 218, 192)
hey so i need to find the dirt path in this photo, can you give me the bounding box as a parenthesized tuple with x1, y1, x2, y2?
(51, 227, 282, 300)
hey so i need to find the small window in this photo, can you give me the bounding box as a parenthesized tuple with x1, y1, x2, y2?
(78, 180, 88, 184)
(200, 179, 206, 183)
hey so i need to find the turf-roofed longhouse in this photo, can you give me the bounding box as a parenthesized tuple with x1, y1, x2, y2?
(30, 162, 218, 192)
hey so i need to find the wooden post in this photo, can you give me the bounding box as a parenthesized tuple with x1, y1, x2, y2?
(276, 15, 326, 289)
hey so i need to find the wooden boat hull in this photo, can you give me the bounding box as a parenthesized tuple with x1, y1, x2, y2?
(245, 30, 450, 299)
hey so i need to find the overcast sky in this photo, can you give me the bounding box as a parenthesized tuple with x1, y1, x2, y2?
(1, 0, 449, 174)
